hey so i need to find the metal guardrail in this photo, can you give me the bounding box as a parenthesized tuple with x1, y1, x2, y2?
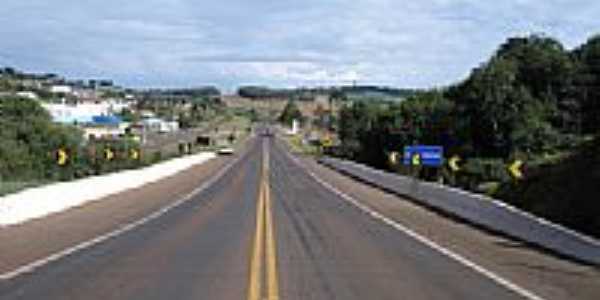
(319, 157, 600, 266)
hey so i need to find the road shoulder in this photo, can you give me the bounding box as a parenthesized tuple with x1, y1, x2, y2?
(300, 154, 600, 300)
(0, 155, 230, 275)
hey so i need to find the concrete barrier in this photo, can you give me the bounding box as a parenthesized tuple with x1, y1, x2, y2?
(0, 152, 216, 226)
(319, 157, 600, 266)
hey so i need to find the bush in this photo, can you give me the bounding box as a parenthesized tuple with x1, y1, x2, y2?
(0, 97, 84, 181)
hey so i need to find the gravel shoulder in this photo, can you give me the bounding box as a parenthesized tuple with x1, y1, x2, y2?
(299, 153, 600, 300)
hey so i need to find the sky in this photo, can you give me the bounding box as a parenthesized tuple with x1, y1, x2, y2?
(1, 0, 599, 91)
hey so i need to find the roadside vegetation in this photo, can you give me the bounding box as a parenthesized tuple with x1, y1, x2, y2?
(0, 97, 151, 195)
(0, 81, 250, 196)
(333, 34, 600, 237)
(238, 85, 416, 102)
(278, 100, 304, 126)
(133, 91, 223, 129)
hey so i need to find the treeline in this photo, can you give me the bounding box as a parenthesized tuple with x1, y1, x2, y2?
(136, 87, 221, 101)
(0, 67, 121, 92)
(339, 86, 418, 101)
(340, 34, 600, 165)
(133, 96, 224, 129)
(133, 87, 224, 126)
(0, 67, 58, 81)
(237, 86, 292, 99)
(279, 100, 304, 126)
(237, 85, 417, 100)
(336, 34, 600, 237)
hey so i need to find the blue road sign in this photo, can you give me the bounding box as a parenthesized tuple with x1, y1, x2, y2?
(403, 145, 444, 167)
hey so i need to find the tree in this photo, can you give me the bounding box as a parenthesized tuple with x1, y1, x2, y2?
(238, 86, 281, 99)
(0, 97, 84, 180)
(278, 100, 303, 126)
(446, 36, 568, 157)
(399, 91, 456, 148)
(572, 35, 600, 133)
(494, 36, 576, 134)
(448, 57, 518, 156)
(337, 101, 387, 165)
(495, 36, 574, 101)
(313, 104, 328, 128)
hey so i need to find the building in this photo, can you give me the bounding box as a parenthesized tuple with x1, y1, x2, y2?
(141, 117, 179, 133)
(15, 91, 39, 100)
(41, 101, 111, 124)
(84, 115, 127, 140)
(314, 94, 331, 107)
(49, 85, 73, 94)
(40, 99, 132, 124)
(72, 88, 101, 102)
(39, 101, 128, 139)
(106, 98, 133, 113)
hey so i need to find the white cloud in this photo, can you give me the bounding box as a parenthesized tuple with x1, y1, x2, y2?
(0, 0, 599, 89)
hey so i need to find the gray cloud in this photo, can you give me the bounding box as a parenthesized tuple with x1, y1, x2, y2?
(1, 0, 599, 89)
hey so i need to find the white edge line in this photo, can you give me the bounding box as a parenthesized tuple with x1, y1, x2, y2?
(322, 157, 600, 247)
(289, 153, 547, 300)
(0, 146, 249, 281)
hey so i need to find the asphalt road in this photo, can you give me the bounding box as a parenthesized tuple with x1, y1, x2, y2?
(0, 135, 594, 299)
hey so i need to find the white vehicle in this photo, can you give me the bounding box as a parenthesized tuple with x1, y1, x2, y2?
(217, 147, 235, 155)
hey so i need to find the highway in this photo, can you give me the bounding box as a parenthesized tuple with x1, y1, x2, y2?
(0, 135, 598, 300)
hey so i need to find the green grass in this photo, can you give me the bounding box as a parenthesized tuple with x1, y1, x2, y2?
(495, 137, 600, 238)
(283, 135, 320, 155)
(0, 180, 49, 197)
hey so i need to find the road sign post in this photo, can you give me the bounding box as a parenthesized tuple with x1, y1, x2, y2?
(449, 155, 462, 172)
(104, 147, 114, 161)
(403, 146, 444, 167)
(388, 151, 400, 166)
(403, 145, 444, 194)
(130, 149, 140, 161)
(508, 160, 524, 180)
(56, 148, 69, 166)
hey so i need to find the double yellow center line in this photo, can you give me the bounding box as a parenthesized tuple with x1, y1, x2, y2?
(248, 140, 279, 300)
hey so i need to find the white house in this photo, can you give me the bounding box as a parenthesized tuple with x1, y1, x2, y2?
(40, 99, 135, 124)
(49, 85, 73, 94)
(107, 98, 132, 113)
(41, 101, 111, 124)
(83, 117, 128, 140)
(141, 117, 179, 133)
(72, 88, 100, 101)
(16, 91, 39, 100)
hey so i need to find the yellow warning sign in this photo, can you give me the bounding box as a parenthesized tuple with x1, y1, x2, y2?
(508, 160, 524, 179)
(449, 155, 461, 172)
(57, 149, 68, 166)
(104, 148, 114, 161)
(130, 149, 140, 160)
(411, 153, 421, 166)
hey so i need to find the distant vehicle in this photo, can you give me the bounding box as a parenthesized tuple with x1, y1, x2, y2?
(196, 135, 211, 146)
(261, 127, 274, 137)
(217, 147, 235, 155)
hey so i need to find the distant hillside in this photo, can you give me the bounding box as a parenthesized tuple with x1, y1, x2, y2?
(339, 86, 418, 100)
(136, 87, 221, 101)
(236, 85, 419, 101)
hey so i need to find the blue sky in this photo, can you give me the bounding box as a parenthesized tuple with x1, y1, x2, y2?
(1, 0, 599, 91)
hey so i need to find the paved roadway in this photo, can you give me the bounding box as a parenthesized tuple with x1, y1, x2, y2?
(0, 135, 595, 299)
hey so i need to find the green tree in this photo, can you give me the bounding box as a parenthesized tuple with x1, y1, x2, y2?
(447, 38, 566, 158)
(572, 35, 600, 133)
(495, 36, 574, 101)
(0, 97, 84, 181)
(278, 100, 303, 126)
